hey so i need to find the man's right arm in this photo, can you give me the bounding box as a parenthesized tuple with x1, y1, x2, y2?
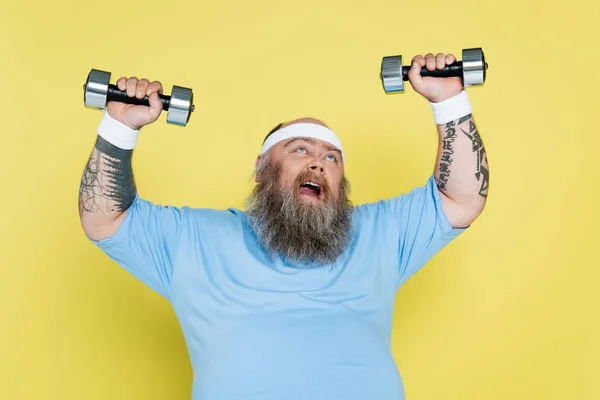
(78, 134, 136, 241)
(77, 76, 191, 298)
(78, 76, 164, 241)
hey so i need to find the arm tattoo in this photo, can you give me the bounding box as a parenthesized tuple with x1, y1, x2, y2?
(79, 136, 137, 214)
(436, 120, 457, 191)
(459, 114, 489, 198)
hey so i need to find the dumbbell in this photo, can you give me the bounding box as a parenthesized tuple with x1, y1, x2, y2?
(380, 48, 488, 94)
(83, 69, 195, 126)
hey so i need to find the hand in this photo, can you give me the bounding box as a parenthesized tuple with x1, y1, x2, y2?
(106, 77, 164, 130)
(407, 53, 464, 103)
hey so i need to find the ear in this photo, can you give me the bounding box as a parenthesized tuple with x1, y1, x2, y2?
(254, 155, 261, 183)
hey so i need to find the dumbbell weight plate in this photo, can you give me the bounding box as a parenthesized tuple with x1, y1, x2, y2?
(84, 69, 111, 109)
(167, 86, 194, 126)
(380, 55, 404, 94)
(462, 48, 486, 87)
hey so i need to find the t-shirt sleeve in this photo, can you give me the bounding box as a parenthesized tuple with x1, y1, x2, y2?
(385, 175, 467, 288)
(89, 194, 188, 299)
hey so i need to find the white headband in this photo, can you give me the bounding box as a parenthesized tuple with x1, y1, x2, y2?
(261, 123, 345, 162)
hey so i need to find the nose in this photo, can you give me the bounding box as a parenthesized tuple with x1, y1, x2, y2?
(309, 162, 324, 174)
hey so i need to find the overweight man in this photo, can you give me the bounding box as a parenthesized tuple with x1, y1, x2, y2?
(78, 52, 489, 399)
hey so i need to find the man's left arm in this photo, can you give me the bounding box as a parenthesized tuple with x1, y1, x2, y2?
(434, 112, 488, 228)
(409, 52, 489, 229)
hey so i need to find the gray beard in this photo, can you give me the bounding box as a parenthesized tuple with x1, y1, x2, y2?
(245, 156, 354, 268)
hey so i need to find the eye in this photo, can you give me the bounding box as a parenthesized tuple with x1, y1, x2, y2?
(296, 147, 307, 154)
(326, 154, 337, 162)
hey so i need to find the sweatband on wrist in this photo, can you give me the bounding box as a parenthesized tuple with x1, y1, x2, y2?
(261, 123, 345, 162)
(429, 90, 472, 125)
(97, 110, 140, 150)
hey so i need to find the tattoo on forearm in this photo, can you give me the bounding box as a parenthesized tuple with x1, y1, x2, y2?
(459, 114, 489, 198)
(437, 120, 457, 191)
(79, 150, 105, 213)
(79, 136, 137, 215)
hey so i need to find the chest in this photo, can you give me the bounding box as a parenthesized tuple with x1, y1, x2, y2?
(171, 231, 398, 321)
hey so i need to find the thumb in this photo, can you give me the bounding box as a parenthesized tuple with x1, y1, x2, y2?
(147, 92, 164, 121)
(407, 61, 424, 93)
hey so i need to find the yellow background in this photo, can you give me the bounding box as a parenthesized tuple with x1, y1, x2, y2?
(1, 0, 598, 398)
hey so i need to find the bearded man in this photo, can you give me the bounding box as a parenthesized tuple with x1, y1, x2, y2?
(79, 52, 489, 400)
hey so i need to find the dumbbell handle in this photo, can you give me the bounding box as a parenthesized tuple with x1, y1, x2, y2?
(106, 84, 173, 110)
(401, 61, 463, 81)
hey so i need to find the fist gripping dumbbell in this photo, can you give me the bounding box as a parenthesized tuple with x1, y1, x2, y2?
(83, 69, 195, 126)
(380, 47, 488, 94)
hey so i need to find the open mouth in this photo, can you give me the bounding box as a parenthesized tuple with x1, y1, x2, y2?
(298, 180, 322, 199)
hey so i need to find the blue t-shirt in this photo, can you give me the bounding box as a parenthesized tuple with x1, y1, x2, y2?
(92, 175, 466, 399)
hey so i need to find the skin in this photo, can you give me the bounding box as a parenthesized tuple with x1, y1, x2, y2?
(79, 52, 488, 240)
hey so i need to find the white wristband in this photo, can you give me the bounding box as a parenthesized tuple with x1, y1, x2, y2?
(97, 110, 140, 150)
(429, 90, 472, 125)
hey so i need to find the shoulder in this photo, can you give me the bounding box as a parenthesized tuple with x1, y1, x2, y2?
(353, 175, 439, 214)
(353, 200, 389, 220)
(187, 206, 245, 221)
(130, 197, 248, 233)
(186, 206, 249, 232)
(351, 175, 442, 231)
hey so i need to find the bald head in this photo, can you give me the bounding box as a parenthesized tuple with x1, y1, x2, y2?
(282, 117, 328, 129)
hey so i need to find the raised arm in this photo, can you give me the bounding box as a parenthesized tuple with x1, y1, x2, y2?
(433, 112, 488, 227)
(408, 52, 489, 228)
(79, 77, 164, 241)
(79, 136, 136, 240)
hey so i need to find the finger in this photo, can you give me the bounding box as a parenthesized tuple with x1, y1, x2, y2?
(126, 77, 138, 97)
(446, 53, 456, 65)
(147, 92, 164, 120)
(411, 54, 424, 66)
(436, 53, 446, 69)
(136, 79, 150, 99)
(116, 77, 127, 91)
(409, 60, 422, 75)
(407, 60, 423, 89)
(146, 80, 163, 96)
(424, 53, 436, 71)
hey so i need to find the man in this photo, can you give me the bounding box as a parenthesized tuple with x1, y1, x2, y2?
(79, 52, 489, 399)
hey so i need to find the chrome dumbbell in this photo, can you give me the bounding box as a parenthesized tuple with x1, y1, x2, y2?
(380, 47, 488, 94)
(83, 69, 195, 126)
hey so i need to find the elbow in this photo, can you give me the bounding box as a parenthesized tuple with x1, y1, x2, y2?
(80, 213, 124, 242)
(80, 221, 114, 242)
(452, 196, 487, 228)
(441, 191, 487, 229)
